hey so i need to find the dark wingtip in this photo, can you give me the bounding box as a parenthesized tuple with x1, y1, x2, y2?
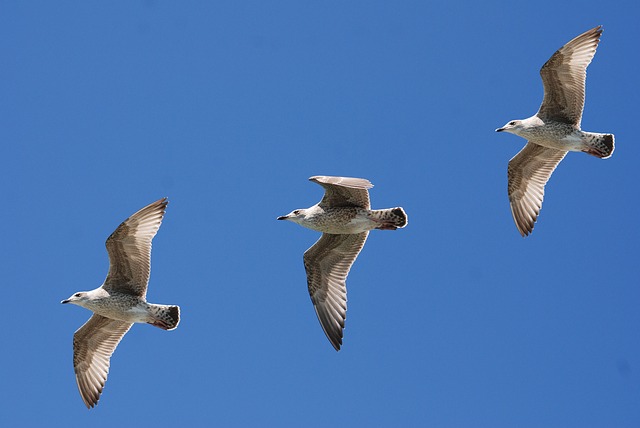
(331, 339, 342, 352)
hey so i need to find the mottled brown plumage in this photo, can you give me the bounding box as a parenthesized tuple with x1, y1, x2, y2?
(496, 26, 615, 236)
(62, 198, 180, 408)
(279, 176, 407, 350)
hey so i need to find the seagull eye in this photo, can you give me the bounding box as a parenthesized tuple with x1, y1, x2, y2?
(509, 121, 516, 126)
(74, 293, 82, 297)
(293, 210, 300, 215)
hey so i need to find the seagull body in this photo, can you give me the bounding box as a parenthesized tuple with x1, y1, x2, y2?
(278, 176, 407, 351)
(62, 198, 179, 408)
(281, 205, 405, 235)
(64, 288, 177, 328)
(496, 26, 614, 236)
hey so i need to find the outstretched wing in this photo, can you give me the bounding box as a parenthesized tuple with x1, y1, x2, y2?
(303, 232, 368, 351)
(103, 198, 167, 297)
(310, 176, 372, 209)
(73, 314, 132, 408)
(508, 143, 567, 236)
(537, 26, 602, 126)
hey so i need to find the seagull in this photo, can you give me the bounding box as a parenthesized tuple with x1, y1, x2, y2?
(496, 26, 614, 236)
(278, 176, 408, 351)
(62, 198, 180, 408)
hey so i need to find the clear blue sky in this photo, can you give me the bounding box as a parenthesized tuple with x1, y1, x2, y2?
(1, 1, 638, 427)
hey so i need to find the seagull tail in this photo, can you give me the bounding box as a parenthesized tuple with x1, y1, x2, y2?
(148, 304, 180, 331)
(371, 207, 408, 230)
(583, 133, 615, 159)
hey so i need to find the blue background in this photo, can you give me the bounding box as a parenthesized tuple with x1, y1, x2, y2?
(1, 1, 638, 426)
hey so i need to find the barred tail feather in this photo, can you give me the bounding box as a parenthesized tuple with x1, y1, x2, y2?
(390, 207, 408, 228)
(600, 134, 615, 158)
(149, 305, 180, 330)
(372, 207, 408, 230)
(584, 133, 615, 159)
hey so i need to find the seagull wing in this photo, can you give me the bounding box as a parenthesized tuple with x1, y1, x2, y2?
(303, 232, 369, 351)
(73, 314, 132, 408)
(103, 198, 167, 297)
(309, 176, 372, 209)
(537, 26, 602, 126)
(508, 142, 567, 236)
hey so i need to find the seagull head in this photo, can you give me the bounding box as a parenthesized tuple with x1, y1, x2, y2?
(277, 209, 307, 225)
(61, 291, 90, 306)
(496, 120, 524, 135)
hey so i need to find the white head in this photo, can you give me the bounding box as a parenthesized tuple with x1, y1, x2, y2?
(495, 119, 525, 135)
(496, 116, 543, 138)
(277, 209, 308, 225)
(61, 291, 91, 308)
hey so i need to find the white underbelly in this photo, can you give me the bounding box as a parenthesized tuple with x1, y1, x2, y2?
(534, 133, 585, 152)
(93, 304, 149, 324)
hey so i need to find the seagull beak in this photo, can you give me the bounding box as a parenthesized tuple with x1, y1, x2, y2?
(277, 215, 288, 220)
(495, 127, 505, 132)
(61, 299, 70, 304)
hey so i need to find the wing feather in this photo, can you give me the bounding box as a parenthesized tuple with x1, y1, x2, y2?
(508, 143, 567, 236)
(537, 26, 602, 126)
(72, 315, 132, 408)
(303, 232, 369, 350)
(103, 198, 167, 297)
(309, 176, 372, 209)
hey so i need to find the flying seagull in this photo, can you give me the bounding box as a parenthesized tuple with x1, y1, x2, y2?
(62, 198, 180, 408)
(496, 26, 614, 236)
(278, 176, 408, 351)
